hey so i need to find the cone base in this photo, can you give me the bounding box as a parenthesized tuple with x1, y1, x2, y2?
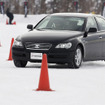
(36, 88, 53, 91)
(6, 22, 16, 25)
(8, 59, 12, 61)
(7, 59, 12, 61)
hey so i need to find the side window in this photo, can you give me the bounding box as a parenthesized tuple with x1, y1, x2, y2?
(95, 17, 105, 31)
(86, 17, 97, 31)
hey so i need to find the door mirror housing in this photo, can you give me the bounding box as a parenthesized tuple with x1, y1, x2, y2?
(27, 25, 33, 30)
(88, 27, 97, 33)
(84, 27, 97, 37)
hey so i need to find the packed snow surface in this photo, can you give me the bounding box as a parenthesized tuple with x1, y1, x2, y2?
(0, 14, 105, 105)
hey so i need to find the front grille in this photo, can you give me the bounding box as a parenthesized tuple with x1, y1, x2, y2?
(25, 42, 52, 50)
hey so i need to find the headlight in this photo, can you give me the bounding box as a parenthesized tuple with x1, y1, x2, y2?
(55, 42, 72, 49)
(13, 40, 23, 47)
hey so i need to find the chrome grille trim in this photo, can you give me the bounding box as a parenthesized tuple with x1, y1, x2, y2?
(25, 42, 52, 50)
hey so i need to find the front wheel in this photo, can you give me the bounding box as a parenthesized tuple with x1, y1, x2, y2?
(68, 46, 83, 68)
(13, 60, 27, 67)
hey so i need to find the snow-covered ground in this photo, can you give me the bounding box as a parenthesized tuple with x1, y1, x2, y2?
(0, 14, 105, 105)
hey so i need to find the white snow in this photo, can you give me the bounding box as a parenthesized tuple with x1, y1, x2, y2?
(0, 14, 105, 105)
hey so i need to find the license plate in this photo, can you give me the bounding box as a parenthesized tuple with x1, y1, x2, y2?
(30, 53, 42, 60)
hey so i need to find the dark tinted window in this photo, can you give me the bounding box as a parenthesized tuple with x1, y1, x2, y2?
(95, 17, 105, 31)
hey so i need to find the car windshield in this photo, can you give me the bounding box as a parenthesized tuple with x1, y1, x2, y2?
(36, 16, 85, 31)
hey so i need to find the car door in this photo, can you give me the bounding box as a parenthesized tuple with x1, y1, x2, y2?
(95, 16, 105, 59)
(84, 17, 103, 61)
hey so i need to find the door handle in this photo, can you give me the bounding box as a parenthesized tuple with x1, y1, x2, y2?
(99, 36, 102, 39)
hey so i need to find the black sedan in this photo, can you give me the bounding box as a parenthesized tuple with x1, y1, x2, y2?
(12, 13, 105, 68)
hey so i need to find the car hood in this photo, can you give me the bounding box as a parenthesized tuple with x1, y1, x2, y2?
(21, 30, 83, 43)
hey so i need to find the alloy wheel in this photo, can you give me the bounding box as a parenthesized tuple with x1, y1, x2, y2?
(75, 47, 82, 67)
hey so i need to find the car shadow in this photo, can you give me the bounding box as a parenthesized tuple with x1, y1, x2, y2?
(26, 61, 105, 69)
(26, 63, 69, 69)
(81, 61, 105, 69)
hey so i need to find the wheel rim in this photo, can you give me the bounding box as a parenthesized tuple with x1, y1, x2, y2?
(75, 48, 82, 67)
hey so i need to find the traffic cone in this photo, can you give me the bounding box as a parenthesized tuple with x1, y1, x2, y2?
(6, 19, 8, 25)
(0, 42, 1, 47)
(12, 21, 16, 25)
(8, 38, 14, 61)
(36, 54, 52, 91)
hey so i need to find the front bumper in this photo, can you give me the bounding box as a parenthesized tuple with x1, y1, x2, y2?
(12, 47, 75, 64)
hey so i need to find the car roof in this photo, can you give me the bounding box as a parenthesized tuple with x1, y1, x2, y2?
(51, 13, 101, 18)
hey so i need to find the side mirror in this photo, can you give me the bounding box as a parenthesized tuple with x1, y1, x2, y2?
(27, 25, 33, 30)
(88, 27, 97, 33)
(84, 27, 97, 38)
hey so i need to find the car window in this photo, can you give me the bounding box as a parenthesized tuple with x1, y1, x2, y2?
(36, 17, 50, 29)
(36, 16, 85, 31)
(86, 17, 97, 31)
(95, 17, 105, 31)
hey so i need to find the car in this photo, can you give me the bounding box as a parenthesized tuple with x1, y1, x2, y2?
(12, 13, 105, 68)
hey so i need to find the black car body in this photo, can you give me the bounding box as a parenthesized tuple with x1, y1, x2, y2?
(12, 13, 105, 68)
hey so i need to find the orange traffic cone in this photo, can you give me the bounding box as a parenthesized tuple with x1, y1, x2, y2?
(12, 21, 16, 25)
(8, 38, 14, 61)
(0, 41, 1, 47)
(6, 19, 8, 25)
(36, 54, 53, 91)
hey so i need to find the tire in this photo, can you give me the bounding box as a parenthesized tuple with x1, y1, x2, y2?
(68, 46, 83, 68)
(13, 60, 27, 67)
